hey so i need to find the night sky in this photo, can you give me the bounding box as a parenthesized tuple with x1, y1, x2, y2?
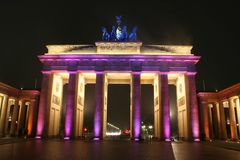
(1, 1, 239, 131)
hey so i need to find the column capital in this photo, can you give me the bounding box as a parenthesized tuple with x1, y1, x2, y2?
(201, 101, 209, 105)
(68, 71, 77, 74)
(159, 72, 168, 75)
(131, 71, 141, 75)
(96, 71, 104, 74)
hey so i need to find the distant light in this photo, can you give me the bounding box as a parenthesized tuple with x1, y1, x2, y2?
(134, 138, 139, 141)
(124, 129, 130, 134)
(35, 136, 41, 139)
(148, 125, 153, 129)
(21, 87, 23, 90)
(84, 128, 88, 132)
(106, 131, 121, 136)
(141, 125, 146, 129)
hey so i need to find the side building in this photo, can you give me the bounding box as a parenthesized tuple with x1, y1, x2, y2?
(198, 83, 240, 141)
(0, 82, 40, 137)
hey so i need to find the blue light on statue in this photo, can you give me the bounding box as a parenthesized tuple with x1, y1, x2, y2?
(101, 16, 137, 42)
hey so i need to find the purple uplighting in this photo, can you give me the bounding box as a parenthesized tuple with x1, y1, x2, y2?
(65, 73, 77, 138)
(94, 73, 104, 139)
(132, 73, 141, 139)
(93, 137, 100, 141)
(194, 138, 200, 142)
(161, 74, 171, 140)
(36, 73, 50, 137)
(188, 74, 200, 139)
(94, 112, 101, 138)
(64, 137, 70, 140)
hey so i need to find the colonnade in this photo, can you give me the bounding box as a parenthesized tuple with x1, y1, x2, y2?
(200, 96, 240, 140)
(36, 71, 200, 141)
(0, 93, 39, 137)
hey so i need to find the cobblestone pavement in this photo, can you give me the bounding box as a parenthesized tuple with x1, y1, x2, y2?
(0, 139, 239, 160)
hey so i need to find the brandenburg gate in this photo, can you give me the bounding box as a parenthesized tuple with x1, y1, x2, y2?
(36, 16, 200, 141)
(36, 42, 200, 141)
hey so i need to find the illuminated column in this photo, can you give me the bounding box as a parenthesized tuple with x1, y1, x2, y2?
(64, 72, 77, 139)
(0, 95, 8, 137)
(228, 98, 238, 140)
(208, 105, 214, 139)
(131, 72, 141, 140)
(153, 74, 160, 138)
(160, 73, 170, 141)
(27, 99, 38, 137)
(36, 72, 52, 138)
(74, 73, 85, 137)
(18, 100, 26, 131)
(187, 73, 200, 141)
(94, 72, 104, 140)
(202, 102, 210, 140)
(10, 99, 19, 136)
(219, 101, 227, 139)
(236, 97, 240, 138)
(212, 102, 220, 139)
(102, 75, 108, 138)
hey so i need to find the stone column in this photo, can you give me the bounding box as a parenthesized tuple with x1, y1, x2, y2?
(202, 102, 210, 140)
(187, 73, 200, 140)
(236, 97, 240, 138)
(0, 95, 8, 137)
(208, 105, 214, 139)
(65, 72, 77, 138)
(160, 73, 170, 141)
(219, 101, 227, 139)
(94, 72, 104, 140)
(212, 103, 220, 139)
(18, 100, 26, 132)
(27, 100, 36, 136)
(10, 99, 19, 136)
(36, 72, 52, 137)
(131, 72, 141, 140)
(228, 98, 238, 140)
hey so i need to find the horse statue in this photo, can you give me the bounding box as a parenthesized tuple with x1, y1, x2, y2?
(101, 16, 138, 42)
(111, 26, 117, 41)
(101, 27, 110, 41)
(128, 26, 138, 41)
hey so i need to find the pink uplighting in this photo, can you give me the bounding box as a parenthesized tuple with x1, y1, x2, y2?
(35, 136, 41, 139)
(64, 137, 70, 140)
